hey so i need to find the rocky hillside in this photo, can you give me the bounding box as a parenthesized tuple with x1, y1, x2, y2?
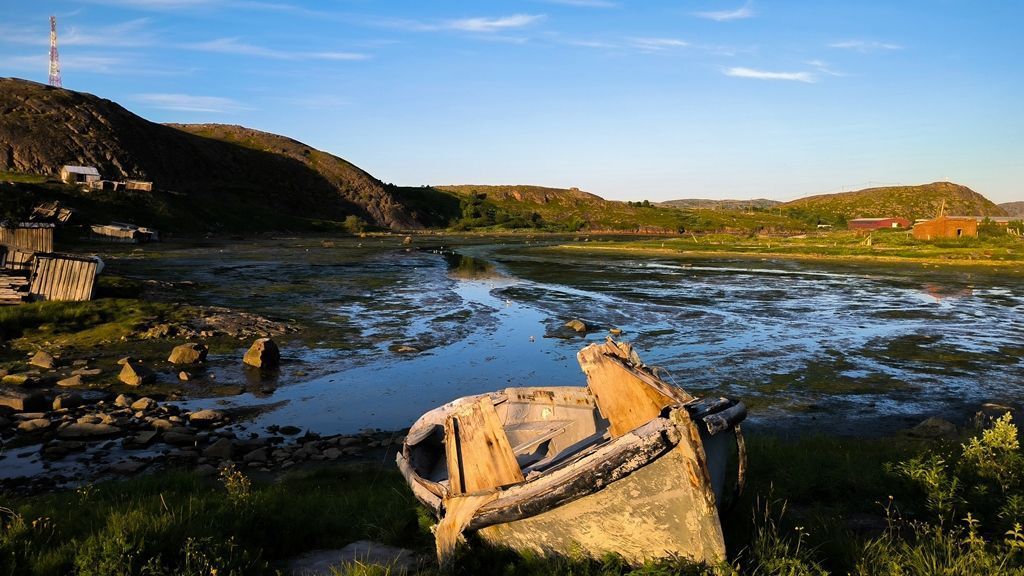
(0, 77, 420, 230)
(657, 198, 781, 211)
(1000, 202, 1024, 217)
(780, 182, 1006, 223)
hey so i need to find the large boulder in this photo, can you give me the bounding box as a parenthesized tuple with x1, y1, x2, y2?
(119, 361, 156, 386)
(0, 388, 48, 412)
(168, 343, 208, 365)
(188, 409, 225, 426)
(243, 338, 280, 369)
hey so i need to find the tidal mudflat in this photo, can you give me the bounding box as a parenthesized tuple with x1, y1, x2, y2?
(95, 236, 1024, 438)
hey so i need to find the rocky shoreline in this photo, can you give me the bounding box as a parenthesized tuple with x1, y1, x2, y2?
(1, 387, 405, 494)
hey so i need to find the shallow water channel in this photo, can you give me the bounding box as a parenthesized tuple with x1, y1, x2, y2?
(112, 237, 1024, 437)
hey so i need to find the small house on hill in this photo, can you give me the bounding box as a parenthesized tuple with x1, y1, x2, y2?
(848, 217, 910, 230)
(913, 216, 978, 240)
(60, 165, 100, 185)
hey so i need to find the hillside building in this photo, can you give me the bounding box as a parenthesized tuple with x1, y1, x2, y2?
(59, 165, 100, 184)
(848, 217, 910, 230)
(912, 216, 978, 240)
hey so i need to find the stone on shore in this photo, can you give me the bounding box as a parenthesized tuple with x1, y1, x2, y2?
(130, 397, 157, 411)
(565, 319, 588, 333)
(119, 361, 156, 386)
(243, 338, 280, 369)
(0, 388, 47, 412)
(52, 393, 84, 411)
(57, 374, 84, 388)
(17, 418, 51, 433)
(907, 416, 958, 440)
(58, 422, 121, 439)
(189, 409, 225, 426)
(203, 437, 235, 460)
(168, 343, 208, 365)
(29, 351, 55, 369)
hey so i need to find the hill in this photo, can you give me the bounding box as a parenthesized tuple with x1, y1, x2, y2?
(0, 77, 420, 230)
(433, 184, 807, 233)
(780, 182, 1006, 225)
(657, 198, 781, 211)
(1000, 202, 1024, 217)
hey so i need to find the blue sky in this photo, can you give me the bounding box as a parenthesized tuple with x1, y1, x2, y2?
(1, 1, 1021, 203)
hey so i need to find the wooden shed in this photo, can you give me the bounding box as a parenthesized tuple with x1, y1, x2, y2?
(0, 222, 54, 253)
(90, 222, 158, 243)
(60, 165, 101, 184)
(912, 216, 978, 240)
(28, 253, 101, 301)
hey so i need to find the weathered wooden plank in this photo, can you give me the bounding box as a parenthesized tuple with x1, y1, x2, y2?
(445, 396, 524, 495)
(578, 340, 690, 438)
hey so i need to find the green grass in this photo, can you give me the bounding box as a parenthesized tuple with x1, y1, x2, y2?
(552, 228, 1024, 267)
(6, 421, 1024, 576)
(779, 182, 1006, 224)
(0, 466, 423, 576)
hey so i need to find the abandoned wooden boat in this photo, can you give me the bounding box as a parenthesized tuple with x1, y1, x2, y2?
(397, 339, 747, 564)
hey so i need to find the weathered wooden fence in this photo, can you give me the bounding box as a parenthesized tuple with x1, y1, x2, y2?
(29, 254, 99, 301)
(0, 223, 54, 253)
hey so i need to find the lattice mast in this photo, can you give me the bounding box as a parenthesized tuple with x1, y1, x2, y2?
(48, 16, 62, 87)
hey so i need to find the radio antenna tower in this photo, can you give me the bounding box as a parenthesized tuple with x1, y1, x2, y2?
(48, 16, 62, 87)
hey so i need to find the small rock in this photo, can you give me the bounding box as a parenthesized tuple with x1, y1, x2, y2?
(178, 371, 191, 381)
(323, 447, 342, 460)
(243, 338, 280, 369)
(2, 373, 38, 387)
(609, 328, 623, 336)
(130, 397, 157, 411)
(58, 422, 121, 439)
(189, 409, 224, 426)
(117, 356, 135, 365)
(109, 460, 147, 474)
(163, 427, 197, 446)
(907, 417, 958, 440)
(391, 345, 420, 354)
(203, 437, 235, 460)
(565, 319, 588, 333)
(194, 464, 217, 477)
(243, 447, 268, 463)
(52, 393, 84, 411)
(77, 414, 102, 424)
(119, 361, 156, 386)
(115, 394, 133, 408)
(17, 418, 51, 433)
(150, 418, 174, 431)
(124, 430, 158, 448)
(168, 343, 208, 365)
(402, 236, 413, 245)
(57, 374, 84, 388)
(279, 425, 301, 435)
(71, 368, 102, 377)
(29, 351, 55, 370)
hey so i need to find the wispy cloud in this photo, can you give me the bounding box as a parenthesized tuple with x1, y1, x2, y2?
(724, 67, 815, 83)
(82, 0, 215, 8)
(185, 37, 368, 60)
(3, 53, 129, 74)
(0, 19, 156, 47)
(694, 2, 754, 22)
(629, 37, 689, 51)
(806, 59, 845, 76)
(829, 40, 902, 53)
(541, 0, 618, 7)
(133, 93, 252, 113)
(563, 36, 689, 53)
(447, 14, 545, 33)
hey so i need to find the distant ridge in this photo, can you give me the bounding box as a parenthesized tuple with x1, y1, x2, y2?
(1000, 202, 1024, 217)
(780, 182, 1006, 222)
(657, 198, 781, 211)
(0, 77, 422, 230)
